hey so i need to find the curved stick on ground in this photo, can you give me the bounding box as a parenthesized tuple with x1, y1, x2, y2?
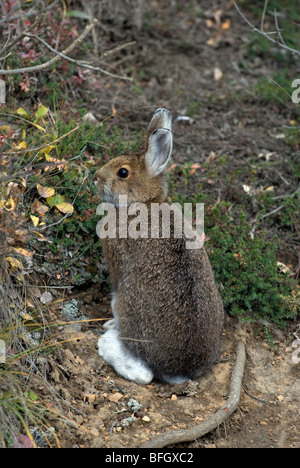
(139, 341, 246, 449)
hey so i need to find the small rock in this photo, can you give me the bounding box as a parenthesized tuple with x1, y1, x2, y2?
(175, 115, 194, 125)
(119, 416, 137, 428)
(82, 112, 99, 124)
(142, 416, 151, 422)
(107, 392, 123, 403)
(127, 398, 142, 412)
(40, 291, 53, 305)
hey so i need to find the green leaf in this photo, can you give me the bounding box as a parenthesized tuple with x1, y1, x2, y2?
(66, 10, 92, 19)
(17, 107, 30, 119)
(24, 390, 38, 401)
(46, 194, 65, 208)
(34, 105, 49, 123)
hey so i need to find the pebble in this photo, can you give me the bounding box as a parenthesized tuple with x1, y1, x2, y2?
(127, 398, 142, 412)
(40, 291, 53, 305)
(119, 416, 137, 428)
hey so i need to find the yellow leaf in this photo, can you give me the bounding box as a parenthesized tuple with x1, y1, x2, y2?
(20, 310, 34, 320)
(16, 141, 26, 150)
(16, 274, 24, 283)
(55, 202, 74, 214)
(6, 257, 23, 270)
(19, 177, 26, 192)
(39, 145, 54, 155)
(30, 122, 46, 132)
(33, 231, 48, 241)
(17, 107, 30, 119)
(0, 125, 11, 132)
(36, 183, 55, 198)
(30, 215, 39, 226)
(5, 196, 18, 211)
(26, 298, 35, 309)
(13, 247, 34, 258)
(45, 153, 54, 161)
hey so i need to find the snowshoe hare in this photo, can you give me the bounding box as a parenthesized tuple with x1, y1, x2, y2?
(95, 108, 224, 385)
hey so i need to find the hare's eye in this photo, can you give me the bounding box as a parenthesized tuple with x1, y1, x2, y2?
(117, 167, 129, 179)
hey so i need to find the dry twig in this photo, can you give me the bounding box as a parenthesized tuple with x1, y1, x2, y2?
(139, 341, 246, 448)
(24, 33, 134, 81)
(234, 1, 300, 57)
(0, 19, 98, 75)
(0, 15, 133, 81)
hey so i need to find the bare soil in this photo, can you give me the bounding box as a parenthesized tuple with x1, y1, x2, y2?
(28, 0, 300, 448)
(32, 300, 300, 448)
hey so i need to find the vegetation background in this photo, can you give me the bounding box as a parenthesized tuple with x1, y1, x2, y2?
(0, 0, 299, 448)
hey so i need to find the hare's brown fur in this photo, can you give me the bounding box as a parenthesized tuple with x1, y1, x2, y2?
(95, 109, 224, 383)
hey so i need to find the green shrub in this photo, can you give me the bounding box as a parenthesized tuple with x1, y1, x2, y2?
(206, 204, 299, 327)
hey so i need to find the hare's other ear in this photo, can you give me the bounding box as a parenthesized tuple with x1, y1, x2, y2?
(145, 109, 173, 178)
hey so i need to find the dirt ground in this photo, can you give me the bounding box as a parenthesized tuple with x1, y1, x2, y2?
(31, 297, 299, 449)
(27, 0, 300, 448)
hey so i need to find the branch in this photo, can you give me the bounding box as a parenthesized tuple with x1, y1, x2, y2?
(0, 0, 60, 26)
(139, 341, 246, 449)
(25, 33, 134, 81)
(0, 17, 42, 57)
(234, 1, 300, 57)
(0, 18, 98, 75)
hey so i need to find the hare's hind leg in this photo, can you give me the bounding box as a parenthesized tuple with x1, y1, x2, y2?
(98, 329, 154, 385)
(102, 292, 120, 330)
(160, 373, 190, 384)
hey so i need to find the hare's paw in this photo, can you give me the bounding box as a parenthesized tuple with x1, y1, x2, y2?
(98, 329, 153, 385)
(161, 374, 190, 384)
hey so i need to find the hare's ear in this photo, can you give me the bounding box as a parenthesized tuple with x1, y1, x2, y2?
(144, 109, 173, 178)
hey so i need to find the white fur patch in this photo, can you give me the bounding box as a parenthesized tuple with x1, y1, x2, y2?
(98, 329, 154, 385)
(160, 374, 190, 384)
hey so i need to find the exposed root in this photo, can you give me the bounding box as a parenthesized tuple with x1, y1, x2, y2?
(139, 341, 246, 448)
